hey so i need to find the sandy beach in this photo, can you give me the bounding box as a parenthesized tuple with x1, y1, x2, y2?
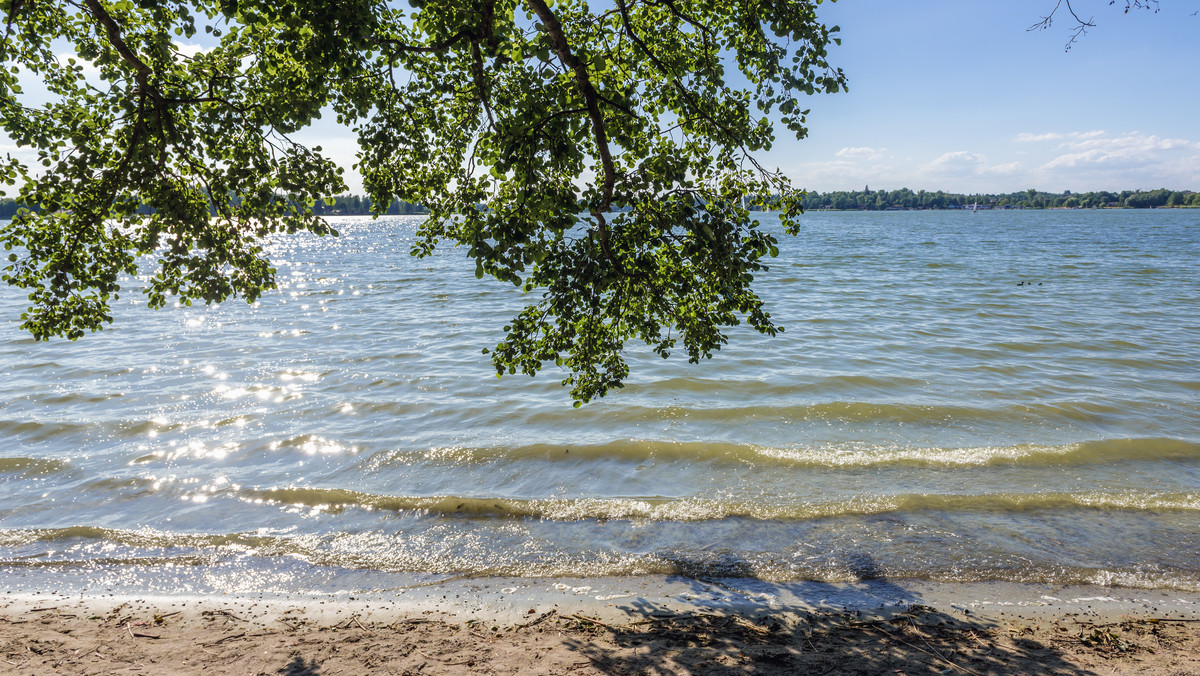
(4, 580, 1200, 675)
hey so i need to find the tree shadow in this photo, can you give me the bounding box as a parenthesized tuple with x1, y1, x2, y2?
(561, 551, 1094, 675)
(277, 655, 321, 676)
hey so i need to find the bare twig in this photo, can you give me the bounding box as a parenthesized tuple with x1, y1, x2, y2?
(570, 613, 615, 629)
(897, 619, 981, 676)
(1030, 0, 1158, 51)
(201, 632, 247, 646)
(516, 609, 557, 630)
(202, 609, 245, 622)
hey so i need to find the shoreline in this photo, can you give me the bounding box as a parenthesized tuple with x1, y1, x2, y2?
(5, 576, 1200, 625)
(4, 578, 1200, 674)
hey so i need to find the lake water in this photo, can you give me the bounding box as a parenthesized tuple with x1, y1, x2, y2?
(2, 209, 1199, 596)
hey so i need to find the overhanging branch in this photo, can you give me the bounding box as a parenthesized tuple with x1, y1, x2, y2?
(525, 0, 623, 274)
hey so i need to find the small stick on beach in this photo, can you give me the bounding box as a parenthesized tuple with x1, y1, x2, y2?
(516, 609, 556, 630)
(202, 609, 246, 622)
(570, 614, 615, 629)
(896, 619, 980, 676)
(202, 632, 247, 647)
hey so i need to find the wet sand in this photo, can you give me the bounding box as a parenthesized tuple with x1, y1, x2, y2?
(3, 578, 1200, 674)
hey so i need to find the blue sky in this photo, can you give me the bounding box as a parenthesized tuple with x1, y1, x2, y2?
(770, 0, 1200, 193)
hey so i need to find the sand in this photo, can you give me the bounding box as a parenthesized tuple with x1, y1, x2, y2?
(3, 580, 1200, 674)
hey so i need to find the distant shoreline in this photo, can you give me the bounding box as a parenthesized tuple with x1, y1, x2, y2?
(3, 189, 1196, 219)
(799, 187, 1198, 211)
(800, 205, 1200, 212)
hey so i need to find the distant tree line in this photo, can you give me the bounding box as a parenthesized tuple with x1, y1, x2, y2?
(311, 194, 428, 215)
(5, 189, 1194, 220)
(0, 200, 34, 219)
(801, 187, 1200, 211)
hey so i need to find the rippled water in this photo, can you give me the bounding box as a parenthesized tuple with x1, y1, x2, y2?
(2, 209, 1199, 594)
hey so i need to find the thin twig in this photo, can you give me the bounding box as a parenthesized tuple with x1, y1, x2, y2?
(516, 609, 557, 630)
(202, 632, 247, 646)
(570, 613, 615, 629)
(202, 609, 245, 622)
(894, 620, 980, 676)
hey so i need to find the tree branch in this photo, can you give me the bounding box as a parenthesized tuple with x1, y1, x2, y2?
(524, 0, 623, 274)
(81, 0, 153, 88)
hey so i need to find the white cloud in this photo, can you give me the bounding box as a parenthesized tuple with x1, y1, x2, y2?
(918, 152, 1025, 186)
(786, 147, 1031, 193)
(836, 146, 889, 160)
(980, 161, 1022, 176)
(55, 53, 97, 74)
(1015, 132, 1063, 142)
(1029, 131, 1200, 189)
(785, 129, 1200, 193)
(172, 42, 211, 59)
(1042, 132, 1200, 169)
(925, 150, 985, 171)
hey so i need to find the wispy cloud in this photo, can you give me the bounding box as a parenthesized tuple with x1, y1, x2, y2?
(1019, 131, 1200, 189)
(172, 42, 211, 59)
(1042, 132, 1200, 169)
(925, 150, 985, 171)
(921, 152, 1024, 182)
(835, 146, 889, 160)
(788, 149, 1028, 192)
(1015, 132, 1063, 143)
(980, 161, 1021, 176)
(788, 127, 1200, 192)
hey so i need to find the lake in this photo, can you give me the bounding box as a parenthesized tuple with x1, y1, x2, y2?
(2, 209, 1198, 596)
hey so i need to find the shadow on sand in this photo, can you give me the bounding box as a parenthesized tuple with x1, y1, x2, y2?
(560, 552, 1089, 675)
(243, 551, 1125, 674)
(278, 655, 321, 675)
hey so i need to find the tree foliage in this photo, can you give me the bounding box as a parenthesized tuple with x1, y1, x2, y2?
(1, 0, 845, 403)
